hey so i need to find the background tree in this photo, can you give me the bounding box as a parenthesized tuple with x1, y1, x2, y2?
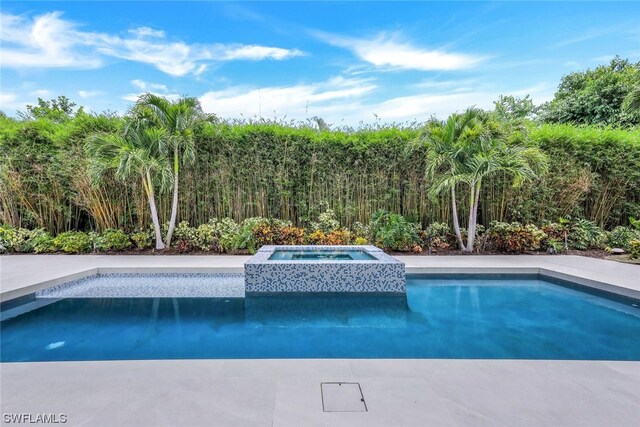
(424, 108, 548, 251)
(19, 96, 81, 122)
(541, 56, 640, 126)
(86, 124, 172, 249)
(493, 95, 540, 122)
(135, 94, 211, 247)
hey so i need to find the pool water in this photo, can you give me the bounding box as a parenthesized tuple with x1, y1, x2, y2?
(268, 249, 376, 261)
(1, 276, 639, 362)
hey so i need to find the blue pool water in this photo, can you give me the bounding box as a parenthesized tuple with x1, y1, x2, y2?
(1, 276, 639, 362)
(268, 249, 376, 260)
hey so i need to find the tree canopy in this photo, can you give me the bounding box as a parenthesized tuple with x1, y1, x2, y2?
(541, 56, 640, 127)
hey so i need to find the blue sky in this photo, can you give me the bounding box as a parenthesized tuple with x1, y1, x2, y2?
(1, 1, 639, 125)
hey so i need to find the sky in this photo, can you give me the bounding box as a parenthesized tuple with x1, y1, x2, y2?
(1, 1, 639, 125)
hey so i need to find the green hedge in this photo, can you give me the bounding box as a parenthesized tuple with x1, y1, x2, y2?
(1, 114, 639, 233)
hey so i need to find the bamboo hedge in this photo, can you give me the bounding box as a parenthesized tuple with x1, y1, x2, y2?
(1, 114, 639, 234)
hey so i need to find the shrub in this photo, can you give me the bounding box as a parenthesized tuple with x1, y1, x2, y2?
(324, 229, 351, 245)
(53, 231, 91, 253)
(96, 229, 131, 251)
(220, 217, 264, 253)
(208, 217, 240, 252)
(369, 210, 420, 251)
(279, 225, 305, 245)
(351, 221, 370, 241)
(422, 222, 451, 252)
(252, 221, 279, 246)
(568, 218, 606, 250)
(310, 208, 340, 233)
(131, 230, 152, 250)
(30, 229, 56, 253)
(487, 222, 546, 253)
(629, 240, 640, 259)
(193, 223, 216, 251)
(307, 230, 326, 245)
(606, 226, 640, 249)
(172, 221, 197, 252)
(541, 221, 569, 252)
(353, 236, 368, 245)
(0, 225, 33, 253)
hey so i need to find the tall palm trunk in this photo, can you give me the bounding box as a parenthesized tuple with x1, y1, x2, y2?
(143, 172, 165, 250)
(466, 180, 482, 252)
(451, 186, 464, 250)
(165, 148, 179, 247)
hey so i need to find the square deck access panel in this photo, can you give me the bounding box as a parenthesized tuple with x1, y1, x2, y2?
(321, 382, 368, 412)
(244, 245, 406, 294)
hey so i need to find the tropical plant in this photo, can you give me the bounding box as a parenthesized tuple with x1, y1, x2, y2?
(369, 210, 420, 251)
(422, 222, 452, 252)
(172, 221, 198, 252)
(568, 218, 606, 250)
(310, 207, 340, 233)
(487, 222, 546, 253)
(629, 239, 640, 259)
(131, 230, 152, 250)
(53, 231, 91, 253)
(0, 225, 31, 252)
(423, 108, 548, 251)
(606, 226, 640, 249)
(135, 94, 212, 247)
(353, 236, 368, 245)
(97, 229, 132, 251)
(324, 229, 351, 245)
(86, 124, 172, 249)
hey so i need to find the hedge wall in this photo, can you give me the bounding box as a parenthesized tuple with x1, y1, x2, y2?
(1, 115, 639, 233)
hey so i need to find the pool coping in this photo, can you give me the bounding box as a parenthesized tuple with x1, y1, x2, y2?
(1, 254, 639, 302)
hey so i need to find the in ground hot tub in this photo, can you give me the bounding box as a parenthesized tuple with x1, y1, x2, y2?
(244, 245, 405, 294)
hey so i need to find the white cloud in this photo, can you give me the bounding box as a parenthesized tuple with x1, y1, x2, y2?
(128, 26, 165, 38)
(316, 31, 486, 71)
(78, 90, 101, 98)
(199, 76, 376, 121)
(0, 12, 102, 69)
(220, 45, 304, 61)
(0, 92, 18, 106)
(0, 12, 305, 76)
(30, 89, 51, 97)
(198, 78, 552, 125)
(131, 79, 168, 92)
(0, 91, 28, 113)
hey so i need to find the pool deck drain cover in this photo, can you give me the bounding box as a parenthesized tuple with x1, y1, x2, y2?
(321, 382, 367, 412)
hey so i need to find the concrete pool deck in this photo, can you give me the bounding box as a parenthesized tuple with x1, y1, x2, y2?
(1, 254, 639, 426)
(1, 359, 639, 426)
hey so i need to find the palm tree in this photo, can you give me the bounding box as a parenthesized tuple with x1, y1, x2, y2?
(86, 124, 172, 250)
(623, 86, 640, 113)
(424, 108, 547, 252)
(135, 94, 211, 247)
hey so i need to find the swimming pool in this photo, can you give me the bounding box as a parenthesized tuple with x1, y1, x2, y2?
(1, 275, 639, 362)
